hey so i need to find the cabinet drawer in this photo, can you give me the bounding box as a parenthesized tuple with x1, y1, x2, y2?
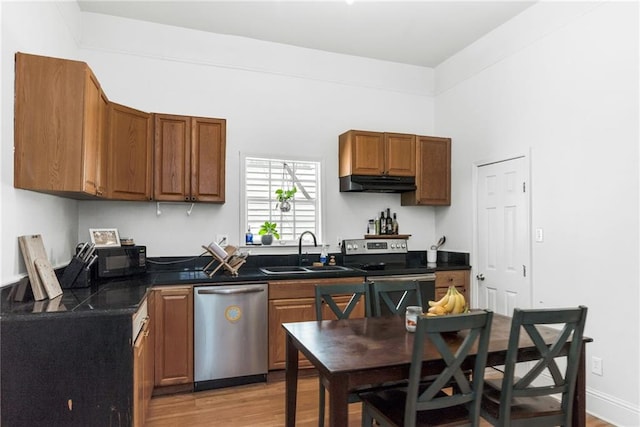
(132, 297, 148, 342)
(435, 285, 467, 301)
(435, 270, 468, 287)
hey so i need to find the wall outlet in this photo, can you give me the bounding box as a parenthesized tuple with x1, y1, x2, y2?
(591, 356, 603, 376)
(216, 234, 229, 247)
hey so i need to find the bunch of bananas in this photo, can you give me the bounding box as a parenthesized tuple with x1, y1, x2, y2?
(426, 286, 467, 316)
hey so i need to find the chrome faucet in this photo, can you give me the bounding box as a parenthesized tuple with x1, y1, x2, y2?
(298, 231, 318, 266)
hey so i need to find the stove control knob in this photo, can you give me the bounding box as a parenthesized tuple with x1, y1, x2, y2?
(353, 243, 359, 250)
(401, 243, 406, 249)
(346, 243, 352, 251)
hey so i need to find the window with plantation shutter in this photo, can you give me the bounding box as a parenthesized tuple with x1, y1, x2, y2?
(243, 156, 322, 244)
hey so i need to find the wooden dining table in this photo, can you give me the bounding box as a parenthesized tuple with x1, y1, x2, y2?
(283, 313, 592, 427)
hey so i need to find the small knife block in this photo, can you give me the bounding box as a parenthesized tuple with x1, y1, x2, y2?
(60, 257, 93, 289)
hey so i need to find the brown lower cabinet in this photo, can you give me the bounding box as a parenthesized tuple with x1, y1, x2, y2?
(268, 277, 365, 370)
(132, 294, 155, 427)
(153, 286, 194, 395)
(434, 270, 470, 301)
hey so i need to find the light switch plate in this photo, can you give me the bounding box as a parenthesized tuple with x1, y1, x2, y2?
(535, 228, 544, 242)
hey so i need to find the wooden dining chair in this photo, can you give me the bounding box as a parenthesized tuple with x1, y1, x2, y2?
(480, 306, 588, 427)
(360, 310, 494, 427)
(315, 282, 370, 320)
(370, 280, 423, 317)
(314, 282, 370, 426)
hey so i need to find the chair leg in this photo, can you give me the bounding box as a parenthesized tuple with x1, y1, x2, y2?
(318, 381, 325, 427)
(361, 404, 373, 427)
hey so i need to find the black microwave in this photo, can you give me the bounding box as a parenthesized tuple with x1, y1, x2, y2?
(95, 245, 147, 278)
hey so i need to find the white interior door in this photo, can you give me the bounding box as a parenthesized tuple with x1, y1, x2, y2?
(476, 157, 531, 316)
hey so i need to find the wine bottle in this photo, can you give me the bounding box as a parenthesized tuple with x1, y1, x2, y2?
(380, 211, 386, 235)
(386, 208, 392, 234)
(392, 213, 399, 235)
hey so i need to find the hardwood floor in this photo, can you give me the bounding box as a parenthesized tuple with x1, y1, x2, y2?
(146, 376, 613, 427)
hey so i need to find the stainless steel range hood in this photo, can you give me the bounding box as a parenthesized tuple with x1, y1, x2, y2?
(339, 175, 416, 193)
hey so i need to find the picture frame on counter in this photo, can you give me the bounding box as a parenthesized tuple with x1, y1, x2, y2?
(89, 228, 121, 247)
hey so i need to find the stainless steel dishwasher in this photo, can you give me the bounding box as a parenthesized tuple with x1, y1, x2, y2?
(194, 283, 268, 391)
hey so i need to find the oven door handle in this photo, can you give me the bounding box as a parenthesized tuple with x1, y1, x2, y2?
(197, 287, 265, 295)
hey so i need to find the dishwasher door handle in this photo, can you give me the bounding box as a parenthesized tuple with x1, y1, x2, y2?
(197, 287, 265, 295)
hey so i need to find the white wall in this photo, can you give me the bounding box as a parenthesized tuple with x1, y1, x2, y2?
(76, 12, 439, 257)
(1, 2, 84, 284)
(1, 3, 440, 282)
(435, 2, 639, 425)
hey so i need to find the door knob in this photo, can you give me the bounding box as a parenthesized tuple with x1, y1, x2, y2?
(476, 273, 485, 281)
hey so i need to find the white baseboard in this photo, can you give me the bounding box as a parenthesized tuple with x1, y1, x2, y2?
(587, 387, 640, 426)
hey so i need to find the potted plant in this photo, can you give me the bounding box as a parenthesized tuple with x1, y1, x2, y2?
(275, 187, 296, 212)
(258, 221, 280, 245)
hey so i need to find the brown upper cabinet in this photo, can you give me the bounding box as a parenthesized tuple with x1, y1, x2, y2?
(14, 52, 227, 203)
(154, 114, 226, 203)
(14, 52, 110, 198)
(107, 103, 153, 201)
(401, 136, 451, 206)
(339, 130, 416, 177)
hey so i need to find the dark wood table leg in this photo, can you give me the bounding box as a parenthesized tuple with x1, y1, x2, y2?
(285, 333, 299, 427)
(328, 375, 349, 427)
(573, 342, 587, 427)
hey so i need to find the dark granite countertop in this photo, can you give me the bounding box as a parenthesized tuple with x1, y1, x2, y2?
(1, 251, 469, 319)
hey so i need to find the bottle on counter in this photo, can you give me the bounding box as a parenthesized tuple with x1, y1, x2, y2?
(320, 244, 328, 265)
(368, 219, 375, 235)
(380, 211, 386, 235)
(375, 214, 380, 235)
(392, 213, 399, 235)
(386, 208, 393, 234)
(245, 227, 253, 244)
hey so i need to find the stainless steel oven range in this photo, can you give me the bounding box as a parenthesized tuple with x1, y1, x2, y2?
(341, 238, 435, 313)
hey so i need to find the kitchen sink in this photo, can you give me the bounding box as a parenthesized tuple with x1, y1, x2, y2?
(259, 265, 353, 275)
(303, 265, 352, 272)
(259, 266, 310, 274)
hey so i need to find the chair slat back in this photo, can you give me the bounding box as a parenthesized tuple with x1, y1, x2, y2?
(404, 310, 494, 426)
(371, 280, 422, 316)
(500, 306, 588, 425)
(314, 283, 370, 320)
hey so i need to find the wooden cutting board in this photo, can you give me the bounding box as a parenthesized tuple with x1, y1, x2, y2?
(35, 258, 63, 299)
(18, 234, 50, 301)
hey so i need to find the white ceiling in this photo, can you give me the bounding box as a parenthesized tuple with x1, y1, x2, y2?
(77, 1, 536, 68)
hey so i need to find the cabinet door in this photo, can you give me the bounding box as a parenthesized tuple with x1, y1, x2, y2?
(108, 103, 153, 201)
(384, 133, 416, 176)
(143, 294, 155, 417)
(268, 297, 317, 370)
(339, 130, 385, 176)
(191, 117, 226, 202)
(81, 70, 102, 196)
(153, 287, 194, 390)
(435, 270, 469, 301)
(132, 328, 145, 427)
(154, 114, 191, 201)
(402, 136, 451, 206)
(95, 88, 110, 198)
(14, 53, 99, 197)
